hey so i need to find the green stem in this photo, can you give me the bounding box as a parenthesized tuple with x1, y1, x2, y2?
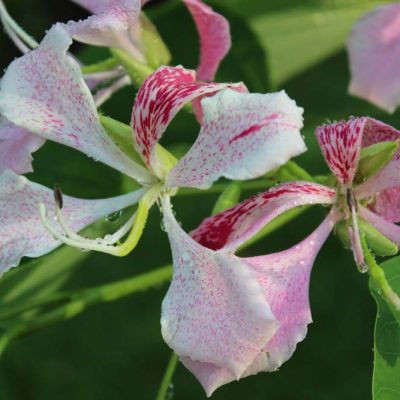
(178, 179, 277, 197)
(361, 235, 400, 311)
(155, 353, 179, 400)
(0, 265, 173, 356)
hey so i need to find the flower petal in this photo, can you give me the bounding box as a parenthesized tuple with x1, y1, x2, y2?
(0, 170, 145, 276)
(167, 89, 306, 189)
(355, 117, 400, 222)
(239, 212, 336, 377)
(179, 212, 336, 396)
(183, 0, 231, 81)
(132, 66, 242, 174)
(68, 0, 144, 60)
(316, 118, 366, 187)
(191, 182, 336, 252)
(0, 24, 152, 184)
(160, 197, 278, 379)
(359, 206, 400, 246)
(0, 117, 44, 174)
(347, 4, 400, 113)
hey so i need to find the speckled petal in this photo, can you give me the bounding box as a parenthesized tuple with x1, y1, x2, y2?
(316, 118, 366, 187)
(180, 358, 235, 397)
(0, 170, 145, 276)
(347, 4, 400, 113)
(358, 117, 400, 222)
(179, 213, 336, 397)
(0, 24, 152, 184)
(132, 66, 242, 175)
(0, 117, 45, 174)
(167, 89, 305, 189)
(183, 0, 230, 81)
(240, 213, 336, 376)
(191, 182, 336, 252)
(160, 197, 278, 379)
(359, 206, 400, 246)
(68, 0, 143, 59)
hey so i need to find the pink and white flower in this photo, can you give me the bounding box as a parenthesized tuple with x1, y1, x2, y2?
(0, 24, 306, 278)
(160, 116, 400, 395)
(347, 3, 400, 113)
(69, 0, 231, 81)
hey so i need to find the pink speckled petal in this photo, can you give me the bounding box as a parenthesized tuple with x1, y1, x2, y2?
(179, 213, 336, 397)
(347, 4, 400, 113)
(359, 206, 400, 246)
(132, 66, 242, 175)
(167, 89, 305, 189)
(160, 197, 278, 379)
(68, 0, 143, 59)
(0, 24, 152, 184)
(0, 117, 45, 174)
(316, 118, 366, 187)
(0, 170, 145, 276)
(183, 0, 230, 81)
(356, 118, 400, 222)
(191, 182, 336, 252)
(355, 158, 400, 200)
(180, 358, 234, 397)
(370, 188, 400, 224)
(239, 213, 336, 377)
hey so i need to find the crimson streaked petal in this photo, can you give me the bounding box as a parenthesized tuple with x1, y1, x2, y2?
(191, 181, 336, 252)
(183, 0, 231, 81)
(160, 197, 278, 379)
(347, 4, 400, 113)
(0, 170, 145, 276)
(316, 118, 366, 186)
(0, 24, 152, 184)
(132, 66, 242, 175)
(0, 117, 44, 174)
(167, 89, 305, 189)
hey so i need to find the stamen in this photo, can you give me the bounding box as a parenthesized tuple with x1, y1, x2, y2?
(39, 184, 161, 257)
(94, 75, 131, 107)
(0, 0, 38, 52)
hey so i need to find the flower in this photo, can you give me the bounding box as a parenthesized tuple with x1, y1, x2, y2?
(0, 24, 306, 277)
(160, 116, 400, 395)
(0, 0, 231, 175)
(69, 0, 231, 81)
(347, 3, 400, 113)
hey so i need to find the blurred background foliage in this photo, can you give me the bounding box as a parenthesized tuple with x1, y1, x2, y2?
(0, 0, 397, 399)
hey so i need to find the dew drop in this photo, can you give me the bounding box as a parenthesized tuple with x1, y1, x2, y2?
(357, 262, 369, 274)
(106, 210, 122, 222)
(166, 383, 175, 400)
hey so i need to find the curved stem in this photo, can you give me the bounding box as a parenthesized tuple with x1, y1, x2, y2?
(361, 234, 400, 310)
(0, 265, 173, 356)
(0, 0, 38, 49)
(155, 353, 179, 400)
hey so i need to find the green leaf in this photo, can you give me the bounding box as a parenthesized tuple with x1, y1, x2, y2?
(211, 0, 388, 87)
(100, 115, 145, 166)
(140, 13, 171, 69)
(370, 256, 400, 399)
(212, 181, 242, 215)
(110, 48, 154, 87)
(356, 141, 399, 183)
(81, 57, 119, 74)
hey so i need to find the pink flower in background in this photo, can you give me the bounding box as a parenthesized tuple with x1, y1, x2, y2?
(347, 3, 400, 113)
(160, 116, 400, 395)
